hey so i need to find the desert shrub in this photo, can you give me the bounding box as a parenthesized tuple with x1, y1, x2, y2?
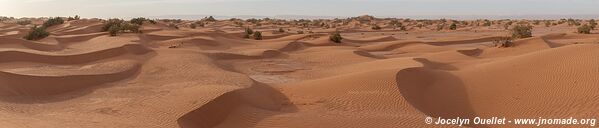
(245, 28, 253, 35)
(190, 23, 197, 29)
(371, 25, 382, 30)
(493, 37, 514, 48)
(43, 17, 64, 27)
(203, 16, 217, 22)
(67, 15, 80, 21)
(130, 17, 146, 25)
(23, 26, 49, 40)
(278, 28, 285, 33)
(102, 19, 141, 36)
(577, 24, 592, 34)
(253, 31, 262, 40)
(120, 23, 140, 33)
(482, 20, 491, 26)
(108, 25, 120, 36)
(297, 31, 304, 34)
(590, 19, 597, 30)
(102, 19, 124, 31)
(436, 24, 444, 31)
(544, 21, 551, 27)
(16, 20, 31, 25)
(511, 25, 533, 39)
(329, 32, 343, 43)
(148, 20, 157, 24)
(449, 23, 457, 30)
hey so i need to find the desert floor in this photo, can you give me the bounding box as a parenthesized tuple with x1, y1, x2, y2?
(1, 18, 599, 128)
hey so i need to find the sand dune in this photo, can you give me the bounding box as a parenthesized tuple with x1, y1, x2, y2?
(1, 18, 598, 128)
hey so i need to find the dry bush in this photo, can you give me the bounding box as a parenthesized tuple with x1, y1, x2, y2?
(578, 24, 592, 34)
(511, 25, 533, 39)
(329, 32, 343, 43)
(23, 26, 49, 40)
(493, 37, 514, 48)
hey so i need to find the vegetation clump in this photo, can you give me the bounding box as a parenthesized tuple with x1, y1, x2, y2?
(23, 25, 49, 40)
(130, 17, 146, 25)
(43, 17, 64, 28)
(67, 15, 80, 21)
(329, 32, 343, 43)
(101, 18, 141, 36)
(577, 24, 592, 34)
(449, 23, 457, 30)
(253, 31, 262, 40)
(278, 28, 285, 33)
(511, 25, 533, 39)
(16, 20, 31, 25)
(493, 37, 514, 48)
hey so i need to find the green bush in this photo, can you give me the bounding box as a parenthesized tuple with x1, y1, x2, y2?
(120, 23, 140, 33)
(329, 32, 343, 43)
(102, 18, 141, 36)
(253, 31, 262, 40)
(449, 23, 457, 30)
(23, 26, 49, 40)
(130, 17, 146, 25)
(578, 24, 592, 34)
(511, 25, 533, 39)
(108, 25, 120, 36)
(42, 17, 64, 27)
(102, 19, 124, 31)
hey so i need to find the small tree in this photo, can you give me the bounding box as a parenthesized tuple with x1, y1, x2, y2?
(511, 25, 533, 39)
(577, 24, 592, 34)
(449, 23, 457, 30)
(253, 31, 262, 40)
(23, 25, 49, 40)
(329, 32, 343, 43)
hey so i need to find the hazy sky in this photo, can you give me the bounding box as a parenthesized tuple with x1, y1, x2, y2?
(1, 0, 599, 18)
